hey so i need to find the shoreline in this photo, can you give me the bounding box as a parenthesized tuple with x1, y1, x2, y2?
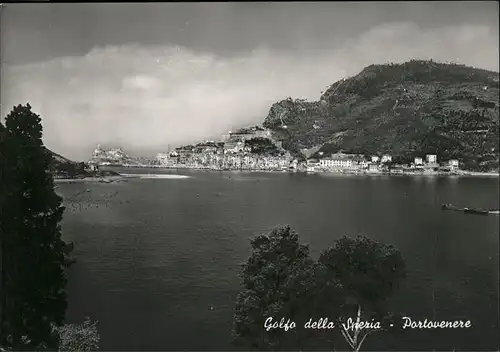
(147, 166, 500, 178)
(53, 168, 499, 182)
(454, 171, 500, 177)
(54, 176, 125, 183)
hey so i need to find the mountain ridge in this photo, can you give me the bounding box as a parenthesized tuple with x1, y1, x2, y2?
(263, 60, 499, 171)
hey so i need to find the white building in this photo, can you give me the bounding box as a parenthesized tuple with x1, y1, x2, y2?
(306, 160, 320, 172)
(320, 153, 357, 168)
(320, 158, 354, 168)
(319, 152, 368, 170)
(367, 163, 380, 173)
(448, 159, 459, 170)
(323, 159, 353, 168)
(426, 154, 437, 164)
(414, 157, 423, 165)
(371, 156, 380, 163)
(381, 154, 392, 163)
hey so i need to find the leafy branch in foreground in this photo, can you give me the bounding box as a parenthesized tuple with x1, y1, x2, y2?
(233, 226, 407, 351)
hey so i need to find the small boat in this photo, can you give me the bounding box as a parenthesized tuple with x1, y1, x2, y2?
(463, 208, 489, 215)
(441, 204, 490, 215)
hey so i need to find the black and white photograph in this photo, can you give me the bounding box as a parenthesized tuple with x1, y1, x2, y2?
(0, 2, 499, 351)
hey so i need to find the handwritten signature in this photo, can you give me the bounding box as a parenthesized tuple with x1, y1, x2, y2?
(264, 316, 472, 331)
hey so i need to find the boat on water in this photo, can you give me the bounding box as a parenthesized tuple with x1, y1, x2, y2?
(441, 204, 491, 215)
(463, 208, 489, 215)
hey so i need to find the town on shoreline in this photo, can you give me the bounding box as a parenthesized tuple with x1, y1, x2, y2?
(85, 125, 499, 178)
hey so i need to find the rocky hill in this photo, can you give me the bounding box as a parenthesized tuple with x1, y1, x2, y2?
(90, 145, 151, 166)
(44, 148, 120, 178)
(45, 148, 83, 176)
(263, 60, 499, 171)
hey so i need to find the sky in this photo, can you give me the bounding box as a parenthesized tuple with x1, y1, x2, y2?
(1, 2, 499, 160)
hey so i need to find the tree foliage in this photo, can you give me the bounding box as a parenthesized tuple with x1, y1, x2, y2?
(233, 225, 320, 350)
(234, 226, 407, 351)
(0, 104, 76, 350)
(244, 138, 280, 156)
(317, 236, 407, 351)
(318, 235, 406, 306)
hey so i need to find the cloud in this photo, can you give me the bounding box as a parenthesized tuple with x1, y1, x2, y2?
(122, 75, 162, 91)
(2, 22, 498, 160)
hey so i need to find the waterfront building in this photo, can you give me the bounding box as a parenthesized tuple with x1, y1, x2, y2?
(351, 155, 368, 169)
(319, 152, 364, 169)
(371, 155, 380, 163)
(306, 158, 320, 172)
(367, 163, 380, 173)
(447, 159, 459, 171)
(414, 157, 423, 165)
(426, 154, 437, 164)
(320, 157, 353, 168)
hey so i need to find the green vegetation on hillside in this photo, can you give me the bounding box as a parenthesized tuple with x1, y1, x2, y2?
(46, 151, 87, 178)
(263, 60, 499, 171)
(245, 137, 281, 156)
(46, 150, 119, 178)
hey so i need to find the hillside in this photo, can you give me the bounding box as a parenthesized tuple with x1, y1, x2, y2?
(1, 123, 111, 178)
(90, 145, 151, 166)
(263, 60, 499, 171)
(44, 147, 90, 178)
